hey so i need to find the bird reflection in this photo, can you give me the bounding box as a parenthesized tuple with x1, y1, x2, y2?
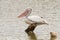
(26, 32, 37, 40)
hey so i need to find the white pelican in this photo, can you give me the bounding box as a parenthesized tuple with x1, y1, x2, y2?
(17, 8, 48, 32)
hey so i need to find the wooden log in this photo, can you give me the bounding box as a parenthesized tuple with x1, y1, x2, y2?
(26, 32, 37, 40)
(25, 23, 37, 32)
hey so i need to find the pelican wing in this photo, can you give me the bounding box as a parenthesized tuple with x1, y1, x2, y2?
(27, 15, 44, 23)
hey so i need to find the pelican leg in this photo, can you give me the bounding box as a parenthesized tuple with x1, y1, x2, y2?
(25, 23, 37, 32)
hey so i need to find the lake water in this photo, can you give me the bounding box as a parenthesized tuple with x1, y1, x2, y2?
(0, 0, 60, 40)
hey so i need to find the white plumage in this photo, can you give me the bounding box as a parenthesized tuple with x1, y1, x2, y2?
(27, 15, 44, 23)
(18, 8, 48, 24)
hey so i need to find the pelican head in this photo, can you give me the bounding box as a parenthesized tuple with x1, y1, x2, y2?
(17, 8, 32, 18)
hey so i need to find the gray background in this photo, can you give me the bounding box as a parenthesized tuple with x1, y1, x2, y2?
(0, 0, 60, 40)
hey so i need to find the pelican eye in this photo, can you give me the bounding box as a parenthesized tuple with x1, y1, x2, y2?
(41, 17, 43, 18)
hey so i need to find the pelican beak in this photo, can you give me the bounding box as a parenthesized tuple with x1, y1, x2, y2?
(45, 21, 48, 25)
(45, 22, 48, 25)
(42, 20, 48, 25)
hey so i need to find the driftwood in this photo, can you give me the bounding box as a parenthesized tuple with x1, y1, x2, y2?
(25, 23, 37, 32)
